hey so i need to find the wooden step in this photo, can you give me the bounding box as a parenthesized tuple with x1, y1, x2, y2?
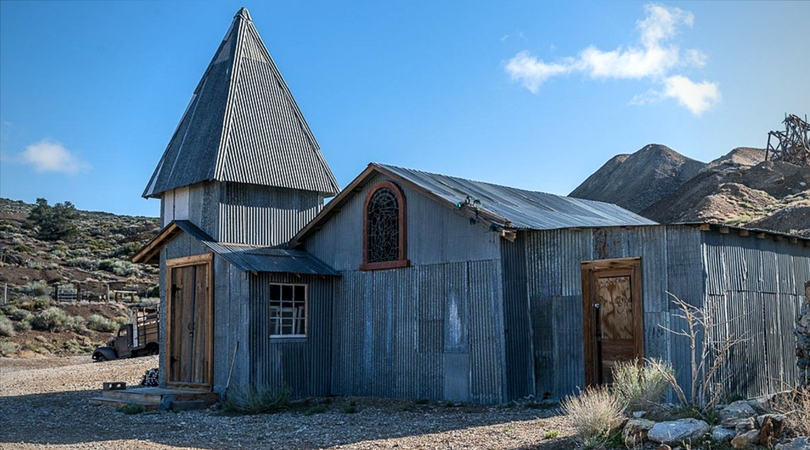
(90, 397, 159, 411)
(90, 387, 219, 411)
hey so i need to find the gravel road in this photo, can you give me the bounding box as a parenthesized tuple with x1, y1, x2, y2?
(0, 356, 575, 449)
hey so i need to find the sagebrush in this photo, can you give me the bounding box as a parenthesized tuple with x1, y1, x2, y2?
(612, 358, 672, 410)
(223, 385, 290, 414)
(561, 386, 624, 444)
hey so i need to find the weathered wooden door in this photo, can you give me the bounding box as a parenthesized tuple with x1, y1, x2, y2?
(581, 258, 644, 385)
(166, 254, 212, 389)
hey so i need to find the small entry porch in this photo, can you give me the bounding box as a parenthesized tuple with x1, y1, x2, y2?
(90, 386, 219, 411)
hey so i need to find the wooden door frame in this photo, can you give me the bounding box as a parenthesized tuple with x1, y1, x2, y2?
(165, 253, 214, 390)
(581, 257, 644, 386)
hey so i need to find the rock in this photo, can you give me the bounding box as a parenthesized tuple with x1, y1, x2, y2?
(623, 418, 656, 446)
(747, 396, 772, 415)
(711, 426, 736, 442)
(759, 414, 785, 447)
(633, 411, 647, 418)
(776, 436, 810, 450)
(729, 417, 756, 432)
(731, 429, 760, 449)
(656, 446, 672, 450)
(720, 400, 758, 423)
(648, 418, 710, 444)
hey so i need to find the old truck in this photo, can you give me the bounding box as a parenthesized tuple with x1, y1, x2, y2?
(92, 308, 159, 361)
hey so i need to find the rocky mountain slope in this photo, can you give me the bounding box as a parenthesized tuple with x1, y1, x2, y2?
(571, 146, 810, 237)
(0, 198, 160, 357)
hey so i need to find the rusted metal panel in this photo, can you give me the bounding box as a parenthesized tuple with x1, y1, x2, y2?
(144, 9, 338, 198)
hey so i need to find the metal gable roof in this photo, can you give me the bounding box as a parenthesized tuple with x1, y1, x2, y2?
(291, 163, 657, 247)
(377, 164, 657, 230)
(143, 8, 339, 198)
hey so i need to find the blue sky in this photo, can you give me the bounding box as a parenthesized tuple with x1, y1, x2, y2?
(1, 1, 808, 217)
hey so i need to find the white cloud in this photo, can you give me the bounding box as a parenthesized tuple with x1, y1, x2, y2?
(19, 140, 88, 175)
(505, 51, 573, 93)
(504, 3, 719, 115)
(662, 75, 720, 115)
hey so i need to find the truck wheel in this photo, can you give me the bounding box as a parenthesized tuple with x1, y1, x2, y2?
(94, 353, 108, 362)
(145, 344, 159, 356)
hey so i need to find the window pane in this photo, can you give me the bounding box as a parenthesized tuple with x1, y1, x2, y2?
(367, 188, 399, 263)
(269, 283, 307, 336)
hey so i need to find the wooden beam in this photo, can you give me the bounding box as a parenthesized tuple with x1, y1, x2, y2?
(719, 226, 730, 234)
(756, 233, 766, 239)
(790, 237, 798, 244)
(739, 229, 750, 237)
(699, 224, 711, 231)
(774, 235, 783, 242)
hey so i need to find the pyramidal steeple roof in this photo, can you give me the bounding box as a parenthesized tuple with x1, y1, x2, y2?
(144, 7, 339, 198)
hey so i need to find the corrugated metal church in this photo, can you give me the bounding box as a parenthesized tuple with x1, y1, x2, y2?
(134, 8, 810, 404)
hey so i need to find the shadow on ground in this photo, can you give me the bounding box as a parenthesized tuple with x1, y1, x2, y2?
(1, 389, 577, 449)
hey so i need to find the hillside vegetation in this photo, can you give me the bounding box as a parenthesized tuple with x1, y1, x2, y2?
(0, 198, 160, 357)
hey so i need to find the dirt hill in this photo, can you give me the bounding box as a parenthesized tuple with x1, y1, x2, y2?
(571, 146, 810, 237)
(569, 144, 706, 212)
(0, 198, 160, 357)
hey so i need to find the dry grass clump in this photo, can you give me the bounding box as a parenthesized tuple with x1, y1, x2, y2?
(561, 386, 624, 445)
(612, 359, 672, 411)
(222, 384, 290, 415)
(86, 314, 118, 332)
(0, 316, 15, 337)
(770, 388, 810, 437)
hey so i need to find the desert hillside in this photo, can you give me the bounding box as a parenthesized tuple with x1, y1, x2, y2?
(570, 146, 810, 237)
(0, 198, 160, 357)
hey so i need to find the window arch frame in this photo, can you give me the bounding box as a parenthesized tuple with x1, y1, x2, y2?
(361, 181, 408, 271)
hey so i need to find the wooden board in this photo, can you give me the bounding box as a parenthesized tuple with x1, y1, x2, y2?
(166, 254, 213, 389)
(581, 258, 644, 386)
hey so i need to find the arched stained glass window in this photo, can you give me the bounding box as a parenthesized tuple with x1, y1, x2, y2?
(362, 181, 408, 270)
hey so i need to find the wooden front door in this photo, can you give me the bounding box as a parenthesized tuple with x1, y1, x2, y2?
(166, 254, 213, 389)
(581, 258, 644, 386)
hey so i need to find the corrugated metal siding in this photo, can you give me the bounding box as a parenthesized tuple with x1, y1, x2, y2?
(701, 232, 810, 399)
(524, 225, 703, 399)
(500, 234, 534, 399)
(329, 260, 505, 404)
(248, 273, 332, 398)
(144, 9, 338, 198)
(306, 173, 502, 271)
(219, 182, 321, 246)
(377, 164, 657, 230)
(212, 256, 250, 393)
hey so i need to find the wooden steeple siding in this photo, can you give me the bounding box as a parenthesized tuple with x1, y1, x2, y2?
(143, 7, 338, 199)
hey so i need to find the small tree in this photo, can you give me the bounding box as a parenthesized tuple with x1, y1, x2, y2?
(654, 293, 747, 412)
(26, 198, 79, 241)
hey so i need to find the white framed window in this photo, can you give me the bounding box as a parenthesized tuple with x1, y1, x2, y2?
(269, 283, 307, 338)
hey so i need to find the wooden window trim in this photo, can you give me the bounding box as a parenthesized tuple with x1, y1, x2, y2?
(361, 181, 409, 271)
(268, 282, 308, 339)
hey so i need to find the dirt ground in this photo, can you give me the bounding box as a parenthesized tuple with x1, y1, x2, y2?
(0, 356, 576, 449)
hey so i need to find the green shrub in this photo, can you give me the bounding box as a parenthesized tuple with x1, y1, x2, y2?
(22, 281, 50, 296)
(343, 401, 358, 414)
(114, 316, 129, 326)
(0, 340, 18, 356)
(223, 385, 290, 414)
(0, 316, 15, 337)
(118, 403, 145, 415)
(13, 319, 32, 332)
(611, 359, 672, 411)
(86, 314, 118, 332)
(63, 315, 86, 333)
(561, 386, 624, 445)
(31, 307, 69, 331)
(26, 198, 79, 241)
(65, 257, 98, 270)
(99, 259, 139, 277)
(14, 244, 33, 253)
(32, 296, 52, 310)
(1, 304, 18, 316)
